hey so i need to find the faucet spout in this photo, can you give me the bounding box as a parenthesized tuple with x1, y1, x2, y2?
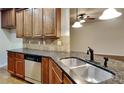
(87, 47, 94, 61)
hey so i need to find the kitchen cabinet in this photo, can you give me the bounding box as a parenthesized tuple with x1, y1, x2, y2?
(15, 8, 61, 38)
(1, 8, 16, 29)
(8, 51, 74, 84)
(7, 52, 15, 75)
(43, 8, 61, 38)
(33, 8, 43, 37)
(15, 53, 25, 79)
(42, 58, 74, 84)
(49, 59, 63, 84)
(7, 52, 24, 79)
(16, 10, 24, 38)
(42, 58, 49, 84)
(63, 74, 73, 84)
(24, 8, 33, 37)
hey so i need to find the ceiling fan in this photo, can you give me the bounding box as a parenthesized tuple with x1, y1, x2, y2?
(77, 13, 96, 23)
(72, 8, 96, 28)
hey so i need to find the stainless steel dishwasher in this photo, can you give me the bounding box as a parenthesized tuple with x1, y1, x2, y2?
(24, 54, 41, 84)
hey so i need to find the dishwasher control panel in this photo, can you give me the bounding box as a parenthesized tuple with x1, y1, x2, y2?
(24, 54, 41, 62)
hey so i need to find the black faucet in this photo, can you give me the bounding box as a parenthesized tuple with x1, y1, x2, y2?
(87, 47, 94, 61)
(104, 57, 109, 67)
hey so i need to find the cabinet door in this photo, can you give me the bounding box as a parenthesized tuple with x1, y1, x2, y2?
(33, 8, 43, 37)
(63, 74, 73, 84)
(50, 67, 62, 84)
(24, 8, 33, 37)
(43, 8, 57, 37)
(11, 9, 16, 27)
(42, 58, 49, 84)
(7, 52, 15, 75)
(49, 59, 62, 84)
(1, 9, 16, 29)
(8, 9, 16, 28)
(1, 10, 8, 28)
(16, 10, 24, 38)
(15, 53, 24, 79)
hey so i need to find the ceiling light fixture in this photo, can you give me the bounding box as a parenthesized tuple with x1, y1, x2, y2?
(72, 8, 82, 28)
(80, 19, 86, 23)
(99, 8, 122, 20)
(72, 21, 82, 28)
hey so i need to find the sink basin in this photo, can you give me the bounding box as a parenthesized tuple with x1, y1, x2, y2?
(60, 57, 115, 83)
(60, 57, 86, 68)
(71, 63, 114, 83)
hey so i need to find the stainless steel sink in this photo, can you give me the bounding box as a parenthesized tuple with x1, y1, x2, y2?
(60, 57, 86, 68)
(60, 57, 115, 83)
(71, 63, 114, 83)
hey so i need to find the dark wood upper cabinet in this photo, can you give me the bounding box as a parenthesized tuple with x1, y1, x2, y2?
(43, 8, 61, 38)
(1, 8, 61, 38)
(33, 8, 43, 37)
(15, 8, 61, 38)
(16, 10, 24, 38)
(23, 8, 33, 37)
(1, 8, 16, 29)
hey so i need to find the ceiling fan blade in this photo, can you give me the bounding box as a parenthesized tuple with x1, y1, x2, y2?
(86, 16, 96, 20)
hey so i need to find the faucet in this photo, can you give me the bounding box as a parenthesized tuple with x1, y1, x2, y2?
(87, 47, 94, 61)
(104, 57, 109, 67)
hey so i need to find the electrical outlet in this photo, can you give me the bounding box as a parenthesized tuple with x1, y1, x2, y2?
(43, 40, 46, 45)
(57, 40, 62, 46)
(29, 40, 31, 44)
(38, 41, 40, 45)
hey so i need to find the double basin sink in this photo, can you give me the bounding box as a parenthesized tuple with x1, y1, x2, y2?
(60, 57, 115, 83)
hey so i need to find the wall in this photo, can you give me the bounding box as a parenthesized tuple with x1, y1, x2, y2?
(70, 9, 124, 56)
(23, 8, 70, 52)
(0, 12, 23, 67)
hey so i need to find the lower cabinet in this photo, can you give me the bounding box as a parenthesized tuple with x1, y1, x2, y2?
(8, 52, 15, 75)
(63, 74, 73, 84)
(8, 52, 25, 79)
(42, 58, 49, 84)
(49, 59, 63, 84)
(8, 51, 74, 84)
(15, 53, 24, 78)
(49, 59, 73, 84)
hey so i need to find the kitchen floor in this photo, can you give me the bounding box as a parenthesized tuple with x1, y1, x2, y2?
(0, 66, 29, 84)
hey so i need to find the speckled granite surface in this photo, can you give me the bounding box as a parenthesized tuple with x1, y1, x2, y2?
(8, 48, 124, 84)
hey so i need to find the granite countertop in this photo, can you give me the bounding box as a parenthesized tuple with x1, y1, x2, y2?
(8, 48, 124, 84)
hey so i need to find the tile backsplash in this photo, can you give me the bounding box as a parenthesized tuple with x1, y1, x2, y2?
(23, 36, 70, 52)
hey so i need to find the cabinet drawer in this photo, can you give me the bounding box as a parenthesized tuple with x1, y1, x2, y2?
(52, 60, 62, 80)
(8, 52, 15, 57)
(16, 53, 24, 59)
